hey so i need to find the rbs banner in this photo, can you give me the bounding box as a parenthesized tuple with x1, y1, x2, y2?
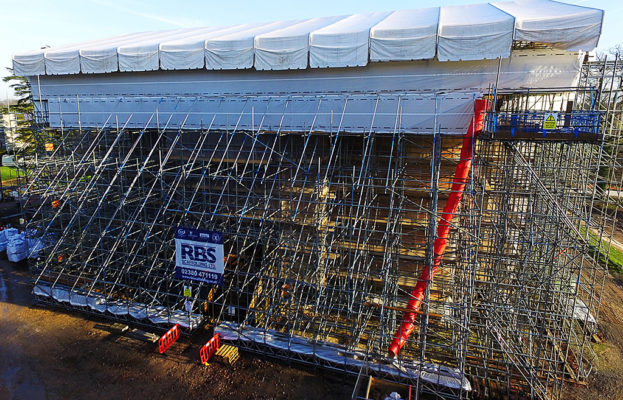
(175, 227, 224, 285)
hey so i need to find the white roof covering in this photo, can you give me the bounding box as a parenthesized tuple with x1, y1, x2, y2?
(310, 12, 391, 68)
(254, 16, 346, 70)
(11, 0, 604, 76)
(159, 24, 257, 70)
(81, 30, 186, 74)
(205, 20, 303, 70)
(370, 8, 440, 62)
(118, 27, 220, 72)
(438, 3, 515, 61)
(45, 32, 156, 75)
(492, 0, 604, 51)
(12, 49, 46, 76)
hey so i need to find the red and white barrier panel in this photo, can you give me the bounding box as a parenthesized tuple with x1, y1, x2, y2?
(200, 333, 221, 365)
(158, 324, 181, 354)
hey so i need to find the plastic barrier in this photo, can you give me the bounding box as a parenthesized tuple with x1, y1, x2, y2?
(200, 333, 221, 365)
(158, 323, 181, 354)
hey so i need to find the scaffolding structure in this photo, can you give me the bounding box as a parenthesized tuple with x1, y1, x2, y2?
(22, 58, 623, 399)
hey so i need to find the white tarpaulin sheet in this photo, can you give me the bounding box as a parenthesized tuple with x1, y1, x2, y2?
(45, 32, 156, 75)
(159, 24, 255, 71)
(33, 49, 583, 131)
(80, 30, 181, 74)
(82, 28, 217, 74)
(570, 299, 597, 324)
(33, 283, 204, 329)
(215, 321, 472, 391)
(310, 11, 391, 68)
(119, 27, 217, 72)
(205, 20, 301, 70)
(13, 0, 603, 76)
(438, 3, 514, 62)
(492, 0, 604, 51)
(254, 16, 346, 70)
(12, 49, 46, 76)
(370, 8, 439, 62)
(45, 92, 477, 134)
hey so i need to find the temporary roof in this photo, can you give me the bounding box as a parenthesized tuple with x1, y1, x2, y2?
(117, 27, 222, 72)
(81, 30, 200, 74)
(492, 0, 604, 51)
(205, 20, 303, 70)
(438, 4, 515, 61)
(309, 12, 391, 68)
(254, 16, 345, 70)
(159, 24, 256, 70)
(369, 8, 439, 62)
(44, 32, 156, 75)
(11, 49, 46, 77)
(81, 32, 160, 74)
(12, 0, 604, 76)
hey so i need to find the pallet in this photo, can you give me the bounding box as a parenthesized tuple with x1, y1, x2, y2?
(215, 344, 240, 365)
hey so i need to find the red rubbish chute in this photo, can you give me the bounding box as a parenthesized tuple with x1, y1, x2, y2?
(388, 99, 489, 358)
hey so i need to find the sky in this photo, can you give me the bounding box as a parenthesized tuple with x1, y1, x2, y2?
(0, 0, 621, 100)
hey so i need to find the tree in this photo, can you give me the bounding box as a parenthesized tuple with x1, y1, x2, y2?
(2, 68, 36, 153)
(594, 46, 623, 194)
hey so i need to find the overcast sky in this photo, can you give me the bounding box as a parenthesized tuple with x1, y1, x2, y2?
(1, 0, 621, 100)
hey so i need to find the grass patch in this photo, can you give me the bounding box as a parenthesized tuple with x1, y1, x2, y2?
(591, 341, 608, 356)
(0, 166, 28, 182)
(581, 224, 623, 274)
(606, 245, 623, 274)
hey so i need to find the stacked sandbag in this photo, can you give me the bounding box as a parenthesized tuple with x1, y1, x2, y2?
(27, 236, 44, 259)
(7, 230, 28, 262)
(0, 229, 6, 252)
(5, 227, 19, 240)
(0, 227, 18, 254)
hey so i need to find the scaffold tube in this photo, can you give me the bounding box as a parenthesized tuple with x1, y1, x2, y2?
(388, 98, 488, 358)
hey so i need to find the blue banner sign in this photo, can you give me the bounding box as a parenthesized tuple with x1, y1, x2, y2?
(175, 227, 224, 285)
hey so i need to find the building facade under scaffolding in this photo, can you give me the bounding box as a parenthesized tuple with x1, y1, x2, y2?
(12, 1, 622, 399)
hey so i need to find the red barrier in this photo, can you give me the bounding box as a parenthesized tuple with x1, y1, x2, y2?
(158, 324, 181, 354)
(200, 333, 221, 365)
(387, 99, 489, 358)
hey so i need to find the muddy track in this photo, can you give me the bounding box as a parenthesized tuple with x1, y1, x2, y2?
(3, 257, 623, 400)
(0, 261, 352, 400)
(563, 274, 623, 400)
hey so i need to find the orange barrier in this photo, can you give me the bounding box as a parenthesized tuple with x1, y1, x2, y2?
(200, 333, 221, 365)
(388, 99, 489, 358)
(158, 323, 181, 354)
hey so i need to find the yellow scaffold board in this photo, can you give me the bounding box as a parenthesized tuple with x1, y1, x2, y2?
(215, 344, 240, 365)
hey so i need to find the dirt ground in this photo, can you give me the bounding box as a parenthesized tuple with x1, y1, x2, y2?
(562, 273, 623, 400)
(3, 259, 623, 400)
(0, 261, 353, 400)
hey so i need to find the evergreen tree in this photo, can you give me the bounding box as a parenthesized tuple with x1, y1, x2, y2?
(2, 69, 36, 152)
